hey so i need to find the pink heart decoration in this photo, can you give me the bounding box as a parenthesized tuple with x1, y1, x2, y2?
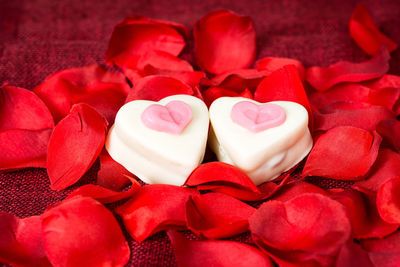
(231, 101, 286, 132)
(141, 100, 193, 134)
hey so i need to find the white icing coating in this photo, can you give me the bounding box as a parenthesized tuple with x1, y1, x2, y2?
(209, 97, 313, 185)
(105, 95, 209, 186)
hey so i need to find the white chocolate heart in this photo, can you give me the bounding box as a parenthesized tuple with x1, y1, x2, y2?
(209, 97, 313, 185)
(105, 95, 209, 186)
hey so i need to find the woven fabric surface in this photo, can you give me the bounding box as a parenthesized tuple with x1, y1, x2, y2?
(1, 0, 400, 266)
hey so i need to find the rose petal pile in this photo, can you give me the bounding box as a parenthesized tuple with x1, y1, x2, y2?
(1, 4, 400, 266)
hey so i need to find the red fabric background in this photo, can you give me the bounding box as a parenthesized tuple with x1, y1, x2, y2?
(0, 0, 399, 266)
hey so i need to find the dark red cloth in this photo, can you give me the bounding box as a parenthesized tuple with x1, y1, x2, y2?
(1, 0, 399, 266)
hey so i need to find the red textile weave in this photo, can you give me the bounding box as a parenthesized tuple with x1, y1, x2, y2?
(1, 0, 400, 266)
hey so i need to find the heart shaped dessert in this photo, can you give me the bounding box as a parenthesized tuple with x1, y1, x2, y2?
(106, 95, 209, 185)
(209, 97, 313, 185)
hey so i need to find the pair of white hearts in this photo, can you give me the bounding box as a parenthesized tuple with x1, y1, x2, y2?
(105, 95, 313, 186)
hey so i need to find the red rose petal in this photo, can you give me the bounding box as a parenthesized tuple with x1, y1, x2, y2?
(168, 231, 273, 267)
(255, 57, 305, 81)
(353, 149, 400, 193)
(335, 240, 373, 267)
(34, 64, 129, 123)
(66, 180, 140, 204)
(377, 178, 400, 224)
(303, 127, 381, 180)
(202, 87, 253, 107)
(204, 69, 268, 94)
(349, 4, 397, 56)
(47, 104, 107, 190)
(313, 104, 394, 132)
(0, 212, 50, 267)
(125, 75, 194, 103)
(362, 230, 400, 267)
(306, 47, 390, 91)
(185, 162, 265, 201)
(254, 65, 313, 128)
(106, 15, 186, 70)
(186, 193, 255, 239)
(0, 85, 54, 131)
(136, 50, 193, 73)
(249, 193, 351, 266)
(330, 189, 398, 239)
(0, 128, 52, 170)
(364, 74, 400, 90)
(377, 119, 400, 152)
(97, 150, 132, 191)
(42, 197, 130, 267)
(116, 184, 199, 242)
(194, 9, 256, 74)
(271, 181, 329, 202)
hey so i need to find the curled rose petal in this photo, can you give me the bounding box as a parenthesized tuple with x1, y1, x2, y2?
(116, 184, 199, 242)
(185, 162, 264, 201)
(33, 64, 129, 123)
(47, 104, 108, 190)
(168, 231, 273, 267)
(353, 149, 400, 193)
(186, 193, 255, 239)
(255, 57, 305, 80)
(125, 75, 194, 103)
(203, 69, 268, 94)
(306, 47, 390, 91)
(202, 87, 252, 107)
(362, 230, 400, 267)
(66, 180, 140, 204)
(106, 15, 186, 70)
(194, 10, 256, 74)
(0, 128, 52, 170)
(249, 193, 351, 266)
(271, 181, 328, 202)
(364, 74, 400, 90)
(349, 4, 397, 56)
(313, 104, 394, 132)
(377, 178, 400, 224)
(42, 197, 130, 267)
(335, 240, 373, 267)
(97, 150, 132, 190)
(0, 85, 54, 131)
(0, 212, 50, 267)
(376, 119, 400, 152)
(254, 65, 313, 128)
(136, 50, 193, 73)
(330, 189, 398, 239)
(303, 127, 381, 180)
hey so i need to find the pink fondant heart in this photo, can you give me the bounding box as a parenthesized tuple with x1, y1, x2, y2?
(231, 101, 286, 132)
(141, 100, 193, 134)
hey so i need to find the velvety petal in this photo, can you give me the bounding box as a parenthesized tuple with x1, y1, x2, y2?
(249, 193, 351, 266)
(363, 74, 400, 90)
(66, 180, 140, 204)
(330, 189, 398, 239)
(136, 50, 193, 73)
(362, 230, 400, 267)
(313, 104, 394, 132)
(271, 181, 329, 202)
(106, 15, 186, 69)
(116, 184, 199, 242)
(0, 212, 50, 267)
(254, 65, 313, 128)
(353, 149, 400, 193)
(34, 64, 129, 122)
(194, 10, 256, 74)
(335, 240, 373, 267)
(125, 75, 194, 103)
(377, 178, 400, 224)
(306, 47, 390, 91)
(349, 4, 397, 56)
(42, 197, 130, 267)
(97, 150, 132, 191)
(140, 68, 206, 90)
(256, 57, 305, 80)
(202, 87, 252, 107)
(0, 128, 52, 170)
(47, 104, 108, 190)
(168, 231, 273, 267)
(186, 193, 255, 239)
(0, 85, 54, 131)
(376, 119, 400, 152)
